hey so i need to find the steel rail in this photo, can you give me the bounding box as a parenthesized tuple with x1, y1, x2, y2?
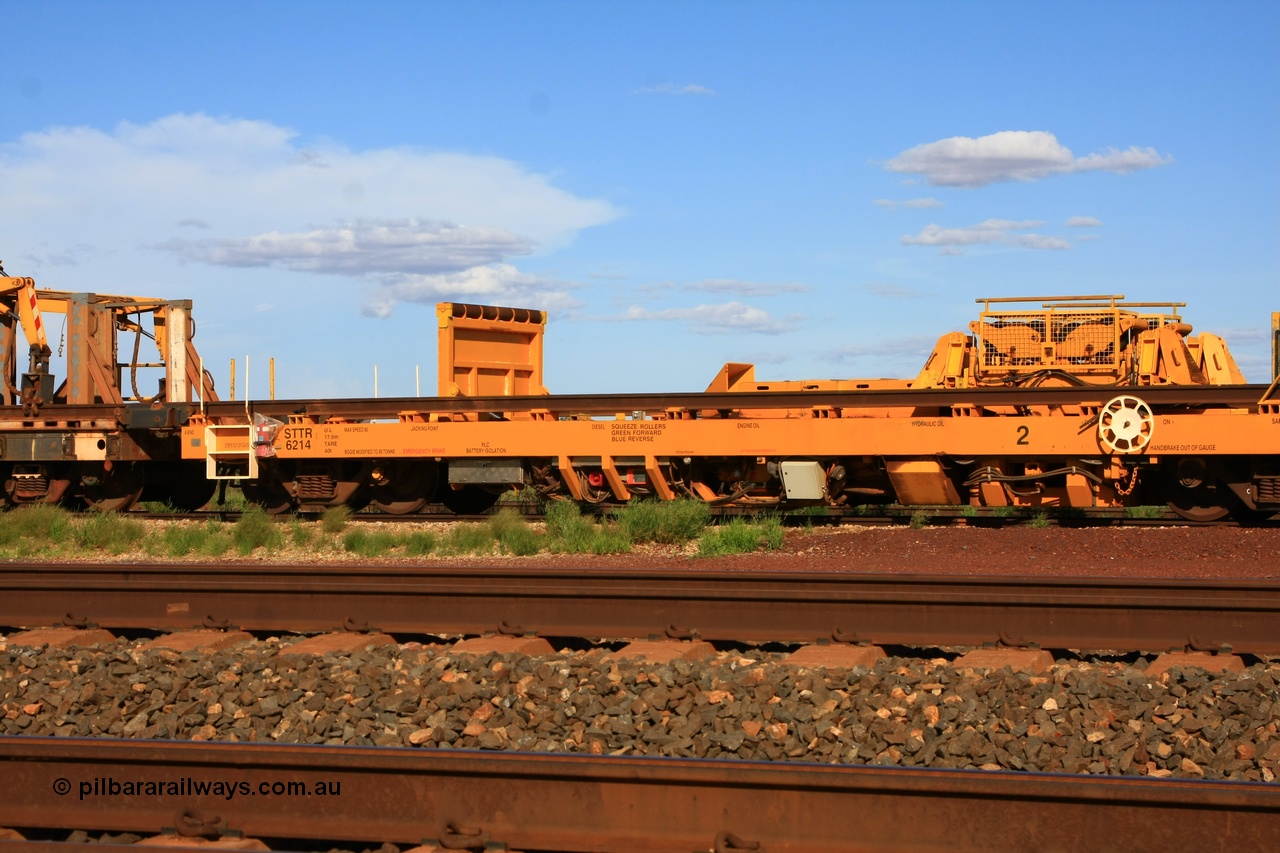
(2, 565, 1278, 654)
(1, 738, 1275, 852)
(0, 383, 1270, 428)
(203, 382, 1277, 419)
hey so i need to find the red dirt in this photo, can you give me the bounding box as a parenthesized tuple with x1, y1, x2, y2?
(404, 524, 1280, 579)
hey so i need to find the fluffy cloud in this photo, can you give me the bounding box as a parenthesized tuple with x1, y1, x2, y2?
(641, 278, 809, 297)
(160, 219, 532, 276)
(822, 335, 937, 363)
(902, 219, 1070, 253)
(0, 113, 618, 316)
(885, 131, 1172, 188)
(361, 264, 578, 318)
(612, 302, 790, 335)
(874, 197, 943, 209)
(1066, 216, 1103, 227)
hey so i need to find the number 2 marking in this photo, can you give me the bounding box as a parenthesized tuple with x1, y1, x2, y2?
(1015, 425, 1030, 446)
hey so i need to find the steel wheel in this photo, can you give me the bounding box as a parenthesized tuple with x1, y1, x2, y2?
(79, 463, 145, 512)
(371, 461, 437, 515)
(1164, 459, 1232, 523)
(241, 479, 296, 514)
(1166, 494, 1231, 522)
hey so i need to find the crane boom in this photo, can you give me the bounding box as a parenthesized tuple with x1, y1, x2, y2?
(0, 268, 56, 410)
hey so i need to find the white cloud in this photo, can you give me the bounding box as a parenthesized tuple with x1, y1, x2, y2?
(902, 218, 1070, 253)
(0, 113, 618, 316)
(874, 197, 943, 209)
(1066, 216, 1103, 227)
(160, 219, 532, 276)
(361, 264, 579, 318)
(823, 335, 936, 363)
(610, 301, 790, 335)
(641, 278, 809, 297)
(1212, 326, 1266, 343)
(885, 131, 1172, 188)
(635, 83, 716, 96)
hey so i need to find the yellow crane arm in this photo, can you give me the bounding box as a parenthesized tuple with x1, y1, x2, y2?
(0, 276, 50, 352)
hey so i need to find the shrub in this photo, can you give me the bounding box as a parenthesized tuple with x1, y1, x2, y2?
(0, 504, 72, 548)
(321, 506, 351, 534)
(590, 524, 632, 554)
(289, 518, 313, 548)
(757, 516, 785, 550)
(487, 508, 541, 555)
(499, 524, 542, 556)
(404, 531, 437, 556)
(617, 499, 710, 544)
(147, 521, 231, 558)
(698, 517, 765, 557)
(444, 523, 495, 554)
(342, 528, 402, 558)
(72, 511, 146, 554)
(232, 506, 284, 555)
(1027, 510, 1051, 529)
(1125, 505, 1166, 519)
(545, 501, 598, 553)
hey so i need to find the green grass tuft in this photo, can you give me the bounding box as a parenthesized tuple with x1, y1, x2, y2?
(342, 528, 402, 558)
(289, 518, 314, 548)
(231, 506, 284, 555)
(443, 523, 495, 554)
(404, 531, 437, 556)
(616, 499, 710, 545)
(0, 504, 73, 548)
(321, 506, 352, 534)
(72, 511, 146, 554)
(488, 508, 541, 555)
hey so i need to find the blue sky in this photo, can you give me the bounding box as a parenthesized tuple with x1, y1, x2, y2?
(3, 1, 1277, 398)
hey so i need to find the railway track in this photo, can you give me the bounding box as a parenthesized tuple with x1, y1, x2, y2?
(2, 564, 1278, 654)
(2, 738, 1276, 851)
(129, 503, 1279, 527)
(5, 566, 1278, 851)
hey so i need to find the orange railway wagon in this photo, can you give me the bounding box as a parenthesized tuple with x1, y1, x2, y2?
(184, 295, 1280, 522)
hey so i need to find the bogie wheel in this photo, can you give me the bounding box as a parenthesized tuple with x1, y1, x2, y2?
(1166, 488, 1232, 523)
(1164, 461, 1231, 523)
(240, 479, 296, 515)
(140, 462, 218, 512)
(440, 485, 501, 515)
(371, 461, 438, 515)
(79, 463, 145, 513)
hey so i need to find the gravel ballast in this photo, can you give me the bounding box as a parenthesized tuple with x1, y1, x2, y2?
(3, 636, 1278, 782)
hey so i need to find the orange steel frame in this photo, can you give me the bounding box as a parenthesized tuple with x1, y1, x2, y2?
(183, 296, 1280, 514)
(191, 407, 1275, 461)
